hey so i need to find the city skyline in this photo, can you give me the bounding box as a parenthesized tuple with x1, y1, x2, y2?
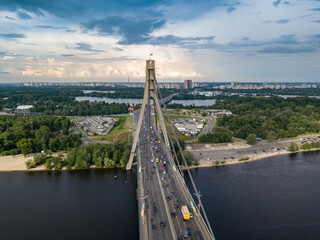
(0, 0, 319, 83)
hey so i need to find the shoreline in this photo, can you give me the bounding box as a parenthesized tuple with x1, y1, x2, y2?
(0, 154, 136, 172)
(182, 148, 320, 170)
(0, 149, 319, 172)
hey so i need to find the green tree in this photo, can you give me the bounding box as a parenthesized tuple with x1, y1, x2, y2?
(246, 133, 257, 145)
(95, 156, 104, 168)
(120, 149, 130, 167)
(289, 143, 299, 152)
(104, 157, 116, 168)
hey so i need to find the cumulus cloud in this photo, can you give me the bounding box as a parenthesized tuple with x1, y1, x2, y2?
(82, 16, 166, 45)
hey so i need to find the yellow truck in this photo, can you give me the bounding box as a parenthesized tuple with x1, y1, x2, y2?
(155, 158, 159, 162)
(158, 140, 161, 144)
(181, 205, 190, 220)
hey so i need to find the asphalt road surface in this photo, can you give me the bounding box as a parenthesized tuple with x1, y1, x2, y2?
(137, 111, 213, 240)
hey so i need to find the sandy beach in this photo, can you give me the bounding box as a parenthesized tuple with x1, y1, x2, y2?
(0, 154, 45, 172)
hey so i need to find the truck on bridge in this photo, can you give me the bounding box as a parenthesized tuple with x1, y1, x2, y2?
(181, 205, 191, 220)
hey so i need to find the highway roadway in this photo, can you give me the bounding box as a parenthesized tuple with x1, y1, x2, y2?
(137, 111, 213, 240)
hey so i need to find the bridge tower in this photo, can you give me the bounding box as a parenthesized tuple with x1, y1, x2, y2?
(126, 60, 170, 170)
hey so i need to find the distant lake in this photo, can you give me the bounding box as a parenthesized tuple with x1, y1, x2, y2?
(75, 97, 216, 106)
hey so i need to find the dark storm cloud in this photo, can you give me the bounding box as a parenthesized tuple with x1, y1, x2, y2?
(0, 0, 167, 19)
(0, 33, 26, 39)
(82, 16, 166, 45)
(62, 54, 74, 57)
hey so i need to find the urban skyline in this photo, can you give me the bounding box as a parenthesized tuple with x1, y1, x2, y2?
(0, 0, 319, 83)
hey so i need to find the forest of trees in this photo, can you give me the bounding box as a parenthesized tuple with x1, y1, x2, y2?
(0, 86, 131, 116)
(0, 115, 81, 156)
(26, 142, 130, 170)
(215, 96, 320, 140)
(198, 127, 232, 143)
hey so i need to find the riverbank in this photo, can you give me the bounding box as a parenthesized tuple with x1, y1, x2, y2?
(0, 148, 318, 172)
(183, 148, 320, 170)
(0, 154, 136, 172)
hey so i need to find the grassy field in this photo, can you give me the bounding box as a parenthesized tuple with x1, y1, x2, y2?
(90, 115, 133, 143)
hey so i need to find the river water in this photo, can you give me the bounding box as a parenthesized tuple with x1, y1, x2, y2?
(1, 152, 319, 240)
(75, 96, 216, 106)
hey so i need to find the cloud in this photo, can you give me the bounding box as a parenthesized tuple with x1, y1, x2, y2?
(314, 20, 320, 23)
(82, 16, 166, 45)
(258, 45, 313, 53)
(16, 11, 32, 19)
(0, 33, 26, 39)
(0, 71, 10, 74)
(62, 54, 74, 57)
(35, 25, 67, 30)
(69, 43, 103, 53)
(5, 16, 16, 20)
(309, 8, 320, 11)
(273, 0, 290, 7)
(3, 56, 15, 60)
(276, 19, 290, 24)
(0, 0, 166, 20)
(226, 6, 236, 13)
(142, 35, 215, 47)
(113, 47, 123, 51)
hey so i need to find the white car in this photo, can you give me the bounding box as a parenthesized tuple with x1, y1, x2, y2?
(151, 159, 154, 162)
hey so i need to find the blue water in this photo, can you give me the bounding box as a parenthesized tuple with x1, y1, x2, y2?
(0, 152, 319, 240)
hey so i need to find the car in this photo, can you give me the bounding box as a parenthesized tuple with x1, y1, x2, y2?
(163, 170, 166, 175)
(183, 229, 189, 238)
(170, 191, 175, 196)
(190, 213, 193, 219)
(152, 224, 156, 230)
(163, 184, 168, 188)
(160, 222, 165, 229)
(159, 170, 163, 173)
(166, 196, 171, 201)
(150, 171, 154, 175)
(174, 204, 179, 208)
(161, 177, 165, 181)
(171, 212, 176, 218)
(231, 157, 234, 159)
(151, 159, 154, 162)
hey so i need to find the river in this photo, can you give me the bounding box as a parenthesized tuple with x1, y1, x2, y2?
(75, 96, 216, 106)
(1, 152, 319, 240)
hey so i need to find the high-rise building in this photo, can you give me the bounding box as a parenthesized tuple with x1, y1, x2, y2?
(184, 79, 192, 89)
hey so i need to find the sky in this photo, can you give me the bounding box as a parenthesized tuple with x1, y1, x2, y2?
(0, 0, 319, 83)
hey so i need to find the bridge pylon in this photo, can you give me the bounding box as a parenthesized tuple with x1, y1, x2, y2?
(126, 59, 170, 170)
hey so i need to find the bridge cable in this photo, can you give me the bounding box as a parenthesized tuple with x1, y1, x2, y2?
(156, 87, 216, 240)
